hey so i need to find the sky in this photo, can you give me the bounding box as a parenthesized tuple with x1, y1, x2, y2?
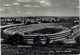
(0, 0, 79, 17)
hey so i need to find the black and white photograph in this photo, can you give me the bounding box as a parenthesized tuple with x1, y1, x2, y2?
(0, 0, 80, 55)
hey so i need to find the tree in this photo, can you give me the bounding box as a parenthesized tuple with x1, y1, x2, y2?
(75, 36, 80, 45)
(7, 33, 23, 46)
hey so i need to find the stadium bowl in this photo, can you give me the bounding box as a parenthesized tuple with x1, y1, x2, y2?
(3, 23, 70, 45)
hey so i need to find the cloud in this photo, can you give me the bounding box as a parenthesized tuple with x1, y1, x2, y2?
(17, 11, 21, 13)
(68, 2, 78, 6)
(34, 5, 40, 7)
(2, 6, 11, 9)
(53, 4, 60, 7)
(12, 2, 20, 6)
(17, 0, 51, 7)
(39, 0, 46, 4)
(37, 11, 40, 13)
(78, 6, 80, 8)
(73, 6, 79, 9)
(37, 0, 52, 7)
(3, 4, 11, 7)
(44, 2, 51, 6)
(47, 12, 51, 15)
(71, 3, 78, 6)
(17, 0, 32, 2)
(0, 9, 4, 11)
(25, 12, 33, 15)
(24, 5, 32, 7)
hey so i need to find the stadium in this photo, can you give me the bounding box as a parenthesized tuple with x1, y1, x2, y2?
(1, 16, 79, 46)
(1, 16, 80, 55)
(3, 23, 79, 45)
